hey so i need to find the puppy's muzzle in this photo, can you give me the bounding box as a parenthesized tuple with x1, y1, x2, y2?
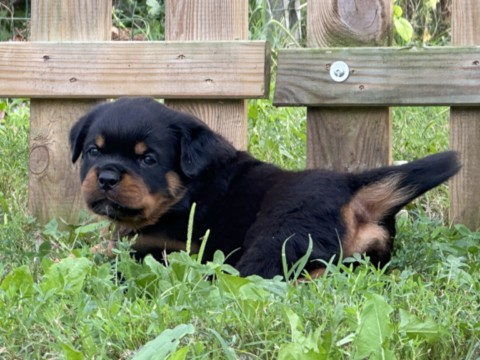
(98, 168, 121, 191)
(96, 164, 126, 192)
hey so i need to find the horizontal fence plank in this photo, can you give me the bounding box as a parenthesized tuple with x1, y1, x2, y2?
(274, 46, 480, 106)
(0, 41, 269, 99)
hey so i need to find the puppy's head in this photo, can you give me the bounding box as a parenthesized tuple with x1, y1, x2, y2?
(70, 97, 235, 228)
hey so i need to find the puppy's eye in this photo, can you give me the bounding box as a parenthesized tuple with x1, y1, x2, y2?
(87, 146, 100, 157)
(140, 154, 157, 167)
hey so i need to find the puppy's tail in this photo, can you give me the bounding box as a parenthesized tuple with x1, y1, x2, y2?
(348, 151, 461, 223)
(340, 151, 459, 259)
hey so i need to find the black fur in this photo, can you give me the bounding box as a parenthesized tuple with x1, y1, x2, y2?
(70, 97, 461, 279)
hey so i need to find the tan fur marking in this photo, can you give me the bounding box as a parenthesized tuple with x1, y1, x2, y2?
(130, 172, 186, 228)
(341, 174, 412, 257)
(295, 267, 326, 284)
(134, 142, 148, 155)
(95, 135, 105, 148)
(81, 169, 187, 229)
(90, 240, 116, 258)
(110, 173, 186, 229)
(165, 171, 185, 198)
(352, 175, 412, 221)
(81, 168, 100, 205)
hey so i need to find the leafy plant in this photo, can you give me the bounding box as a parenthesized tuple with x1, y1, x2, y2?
(112, 0, 165, 40)
(393, 0, 453, 45)
(393, 1, 415, 44)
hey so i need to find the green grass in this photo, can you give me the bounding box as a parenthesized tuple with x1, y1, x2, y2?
(0, 96, 479, 359)
(2, 3, 478, 359)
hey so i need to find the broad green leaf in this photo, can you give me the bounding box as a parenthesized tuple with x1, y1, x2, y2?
(393, 5, 403, 18)
(146, 0, 161, 17)
(133, 324, 195, 360)
(239, 282, 270, 300)
(217, 272, 250, 297)
(74, 220, 109, 235)
(62, 343, 84, 360)
(278, 343, 326, 360)
(394, 17, 414, 43)
(212, 250, 226, 264)
(169, 346, 189, 360)
(144, 254, 167, 276)
(42, 218, 62, 239)
(353, 294, 395, 360)
(281, 308, 327, 356)
(40, 257, 91, 296)
(1, 265, 34, 299)
(284, 307, 304, 343)
(399, 309, 441, 343)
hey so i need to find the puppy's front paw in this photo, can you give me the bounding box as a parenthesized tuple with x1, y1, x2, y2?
(90, 240, 117, 258)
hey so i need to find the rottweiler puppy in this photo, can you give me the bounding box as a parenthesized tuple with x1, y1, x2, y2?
(70, 97, 460, 279)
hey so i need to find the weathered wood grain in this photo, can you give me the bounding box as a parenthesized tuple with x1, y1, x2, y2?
(307, 0, 391, 47)
(307, 107, 391, 171)
(304, 0, 392, 171)
(28, 0, 111, 224)
(165, 100, 248, 146)
(450, 0, 480, 229)
(165, 0, 252, 150)
(29, 100, 99, 222)
(274, 46, 480, 106)
(165, 0, 248, 41)
(0, 41, 269, 99)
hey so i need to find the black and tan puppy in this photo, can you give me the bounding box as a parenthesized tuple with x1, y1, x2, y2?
(70, 97, 460, 279)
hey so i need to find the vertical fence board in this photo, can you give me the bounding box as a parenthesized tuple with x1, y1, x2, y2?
(450, 0, 480, 229)
(28, 0, 111, 224)
(306, 0, 392, 171)
(165, 0, 248, 150)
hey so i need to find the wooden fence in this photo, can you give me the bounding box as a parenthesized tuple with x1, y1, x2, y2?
(274, 0, 480, 230)
(0, 0, 269, 224)
(0, 0, 479, 230)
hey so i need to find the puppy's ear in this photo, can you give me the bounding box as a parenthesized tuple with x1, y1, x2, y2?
(70, 112, 96, 163)
(178, 123, 235, 178)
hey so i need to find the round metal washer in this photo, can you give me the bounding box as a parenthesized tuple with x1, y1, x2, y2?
(329, 61, 350, 82)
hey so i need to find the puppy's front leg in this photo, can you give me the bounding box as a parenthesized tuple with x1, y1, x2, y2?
(90, 224, 132, 257)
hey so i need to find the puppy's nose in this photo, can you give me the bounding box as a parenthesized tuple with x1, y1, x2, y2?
(98, 169, 121, 191)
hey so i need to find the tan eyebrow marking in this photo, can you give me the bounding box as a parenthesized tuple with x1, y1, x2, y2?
(95, 135, 105, 148)
(134, 141, 148, 156)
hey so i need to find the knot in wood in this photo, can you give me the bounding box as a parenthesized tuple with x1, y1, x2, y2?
(29, 145, 50, 174)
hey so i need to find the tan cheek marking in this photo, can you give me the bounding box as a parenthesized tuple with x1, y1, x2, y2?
(105, 172, 186, 229)
(81, 168, 100, 206)
(95, 135, 105, 148)
(115, 173, 150, 209)
(142, 190, 186, 227)
(134, 141, 148, 156)
(138, 171, 186, 226)
(165, 171, 185, 198)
